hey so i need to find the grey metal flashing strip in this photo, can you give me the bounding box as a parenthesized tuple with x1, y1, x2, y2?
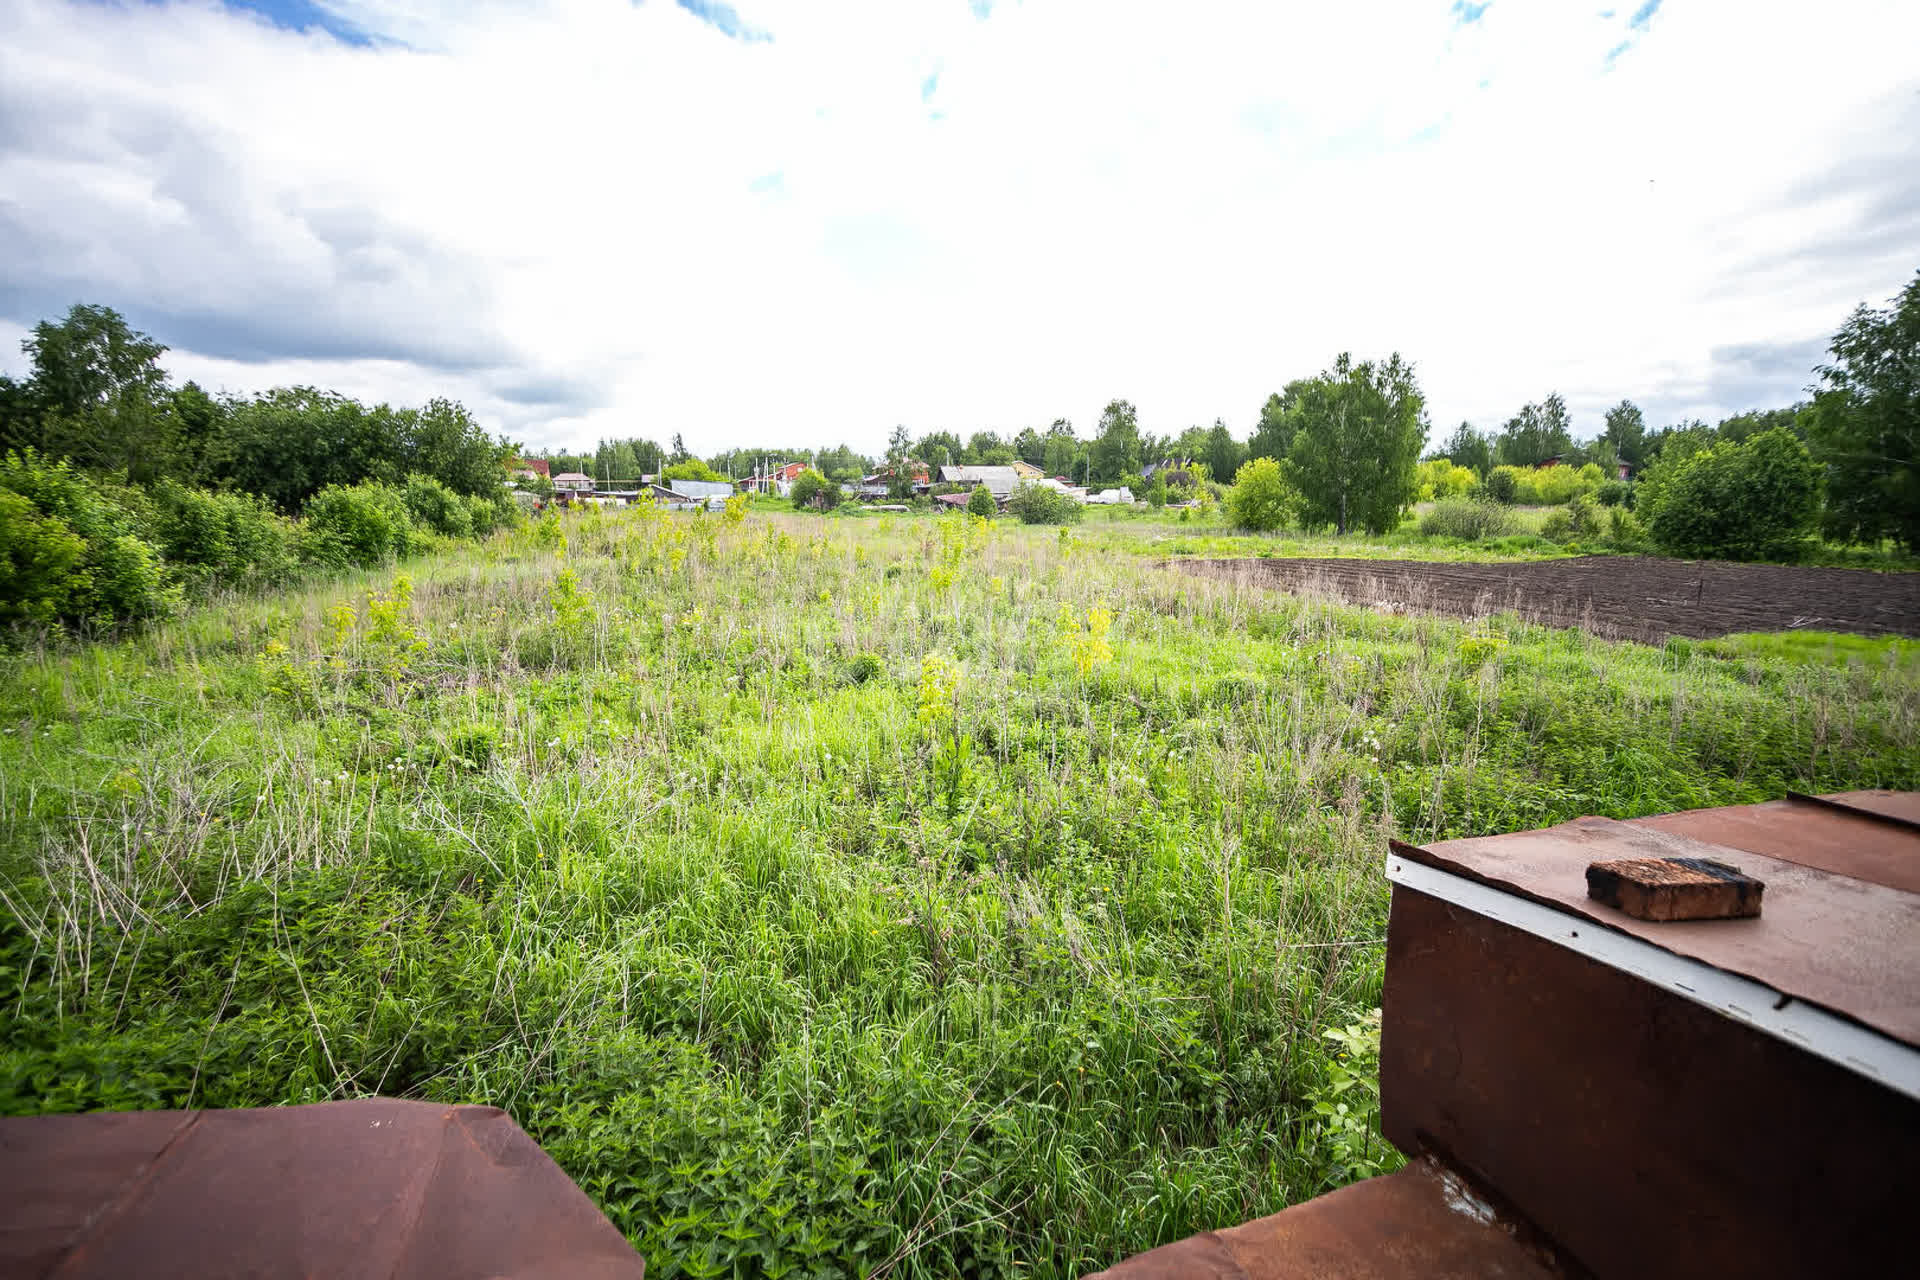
(1385, 854, 1920, 1103)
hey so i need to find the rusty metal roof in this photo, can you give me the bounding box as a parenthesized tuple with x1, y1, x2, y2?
(0, 1099, 646, 1279)
(1085, 1158, 1561, 1280)
(1389, 792, 1920, 1055)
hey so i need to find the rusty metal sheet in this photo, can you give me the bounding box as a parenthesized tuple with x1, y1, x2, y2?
(0, 1099, 645, 1279)
(1380, 885, 1920, 1280)
(1390, 814, 1920, 1046)
(1798, 788, 1920, 829)
(1633, 793, 1920, 894)
(1083, 1158, 1562, 1280)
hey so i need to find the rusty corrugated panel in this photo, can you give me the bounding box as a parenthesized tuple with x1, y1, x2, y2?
(1632, 793, 1920, 894)
(0, 1099, 645, 1279)
(1083, 1158, 1564, 1280)
(1379, 884, 1920, 1280)
(1388, 814, 1920, 1046)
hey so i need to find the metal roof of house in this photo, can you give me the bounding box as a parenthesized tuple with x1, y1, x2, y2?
(0, 1100, 646, 1278)
(938, 465, 1018, 493)
(667, 479, 733, 498)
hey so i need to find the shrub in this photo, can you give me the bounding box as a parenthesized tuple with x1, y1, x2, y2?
(301, 482, 416, 568)
(401, 473, 472, 537)
(1415, 459, 1479, 501)
(464, 493, 520, 538)
(1006, 482, 1083, 525)
(1227, 458, 1294, 532)
(1565, 493, 1606, 540)
(148, 479, 296, 593)
(662, 459, 724, 483)
(1488, 462, 1607, 506)
(966, 485, 997, 517)
(790, 468, 840, 512)
(1418, 498, 1516, 541)
(1595, 479, 1630, 507)
(0, 489, 86, 624)
(1606, 506, 1646, 549)
(92, 534, 172, 622)
(0, 449, 177, 626)
(1646, 428, 1822, 562)
(1540, 509, 1574, 542)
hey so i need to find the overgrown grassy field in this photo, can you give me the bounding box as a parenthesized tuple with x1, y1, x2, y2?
(4, 506, 1917, 1277)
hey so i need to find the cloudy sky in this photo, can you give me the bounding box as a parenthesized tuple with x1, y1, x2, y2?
(2, 0, 1916, 455)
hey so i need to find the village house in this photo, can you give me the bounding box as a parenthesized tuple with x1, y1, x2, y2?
(856, 462, 932, 499)
(551, 471, 595, 493)
(937, 465, 1019, 501)
(739, 461, 810, 496)
(508, 457, 550, 482)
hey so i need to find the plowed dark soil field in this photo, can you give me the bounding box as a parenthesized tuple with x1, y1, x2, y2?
(1174, 555, 1920, 644)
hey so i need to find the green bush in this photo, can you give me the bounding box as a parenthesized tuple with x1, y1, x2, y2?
(1607, 506, 1646, 549)
(1595, 479, 1631, 507)
(1415, 459, 1479, 501)
(1418, 498, 1516, 541)
(789, 468, 840, 512)
(1005, 481, 1083, 525)
(1540, 509, 1574, 542)
(966, 485, 997, 517)
(301, 482, 416, 569)
(1565, 493, 1606, 540)
(1488, 462, 1607, 506)
(464, 493, 520, 538)
(1227, 457, 1294, 532)
(1646, 428, 1822, 562)
(0, 489, 86, 624)
(0, 450, 177, 627)
(148, 479, 295, 593)
(661, 459, 724, 484)
(401, 473, 472, 537)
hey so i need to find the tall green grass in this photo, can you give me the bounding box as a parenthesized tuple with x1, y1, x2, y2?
(3, 506, 1916, 1278)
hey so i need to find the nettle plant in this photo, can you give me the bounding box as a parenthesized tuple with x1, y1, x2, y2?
(1306, 1009, 1405, 1189)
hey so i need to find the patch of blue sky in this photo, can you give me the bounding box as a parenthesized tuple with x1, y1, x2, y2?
(968, 0, 993, 18)
(673, 0, 771, 44)
(921, 70, 940, 102)
(221, 1, 372, 46)
(748, 171, 784, 195)
(1450, 1, 1491, 23)
(1628, 0, 1662, 29)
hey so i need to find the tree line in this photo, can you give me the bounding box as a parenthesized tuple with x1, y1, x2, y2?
(1, 305, 523, 631)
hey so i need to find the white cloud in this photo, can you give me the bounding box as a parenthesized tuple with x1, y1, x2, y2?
(2, 0, 1916, 452)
